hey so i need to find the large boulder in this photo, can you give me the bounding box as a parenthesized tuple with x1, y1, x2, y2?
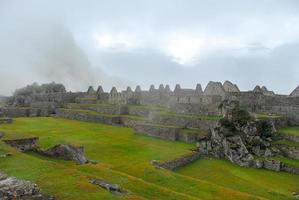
(41, 144, 88, 164)
(0, 172, 55, 200)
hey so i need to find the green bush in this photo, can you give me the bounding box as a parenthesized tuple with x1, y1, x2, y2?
(219, 118, 236, 132)
(231, 106, 253, 126)
(257, 120, 273, 138)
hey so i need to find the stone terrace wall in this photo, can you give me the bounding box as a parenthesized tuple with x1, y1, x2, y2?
(55, 109, 121, 125)
(0, 118, 13, 124)
(226, 92, 299, 124)
(8, 92, 83, 108)
(134, 124, 179, 141)
(3, 137, 39, 152)
(153, 151, 201, 170)
(134, 124, 207, 143)
(150, 114, 217, 129)
(0, 107, 53, 117)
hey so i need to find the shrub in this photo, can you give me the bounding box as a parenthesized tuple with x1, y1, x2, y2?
(219, 118, 236, 132)
(257, 120, 273, 138)
(231, 106, 253, 126)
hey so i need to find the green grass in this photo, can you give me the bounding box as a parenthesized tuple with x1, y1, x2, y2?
(255, 156, 299, 168)
(271, 156, 299, 168)
(59, 108, 119, 117)
(273, 139, 299, 148)
(176, 157, 299, 200)
(0, 118, 298, 200)
(180, 128, 208, 135)
(59, 108, 148, 122)
(0, 117, 12, 120)
(157, 111, 222, 121)
(256, 113, 282, 120)
(278, 126, 299, 136)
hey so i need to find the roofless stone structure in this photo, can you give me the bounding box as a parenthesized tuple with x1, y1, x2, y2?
(290, 86, 299, 97)
(223, 80, 240, 92)
(96, 85, 104, 94)
(3, 81, 299, 124)
(204, 81, 225, 96)
(87, 86, 96, 95)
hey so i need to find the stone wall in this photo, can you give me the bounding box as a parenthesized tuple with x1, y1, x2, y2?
(153, 151, 201, 170)
(150, 114, 217, 129)
(3, 137, 39, 152)
(134, 124, 207, 143)
(226, 92, 299, 124)
(55, 109, 121, 125)
(134, 124, 179, 141)
(283, 135, 299, 142)
(276, 145, 299, 160)
(0, 118, 13, 124)
(256, 159, 299, 175)
(0, 107, 53, 117)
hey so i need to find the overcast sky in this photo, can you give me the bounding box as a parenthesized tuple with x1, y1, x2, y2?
(0, 0, 299, 95)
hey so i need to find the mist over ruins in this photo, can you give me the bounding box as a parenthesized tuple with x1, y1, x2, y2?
(0, 1, 299, 200)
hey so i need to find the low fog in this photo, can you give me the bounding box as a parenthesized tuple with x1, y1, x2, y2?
(0, 0, 299, 95)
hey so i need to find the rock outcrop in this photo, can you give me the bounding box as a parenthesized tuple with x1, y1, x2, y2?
(0, 172, 55, 200)
(90, 179, 126, 196)
(198, 101, 299, 174)
(40, 144, 88, 164)
(223, 81, 240, 92)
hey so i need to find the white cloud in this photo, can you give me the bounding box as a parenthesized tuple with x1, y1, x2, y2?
(0, 0, 299, 95)
(94, 33, 140, 49)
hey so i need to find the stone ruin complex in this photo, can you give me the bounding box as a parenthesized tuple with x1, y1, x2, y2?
(1, 81, 299, 124)
(0, 81, 299, 176)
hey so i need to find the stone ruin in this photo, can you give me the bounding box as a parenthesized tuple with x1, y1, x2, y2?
(3, 136, 88, 164)
(0, 172, 55, 200)
(203, 81, 226, 96)
(198, 100, 299, 174)
(0, 118, 13, 124)
(253, 85, 275, 96)
(223, 80, 240, 92)
(291, 85, 299, 97)
(2, 80, 299, 124)
(3, 137, 39, 152)
(40, 144, 88, 164)
(90, 179, 127, 196)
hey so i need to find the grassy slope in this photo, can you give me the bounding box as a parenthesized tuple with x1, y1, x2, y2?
(255, 113, 282, 120)
(0, 118, 296, 199)
(176, 157, 299, 200)
(278, 126, 299, 136)
(274, 139, 299, 148)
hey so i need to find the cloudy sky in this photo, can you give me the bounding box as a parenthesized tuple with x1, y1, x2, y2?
(0, 0, 299, 95)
